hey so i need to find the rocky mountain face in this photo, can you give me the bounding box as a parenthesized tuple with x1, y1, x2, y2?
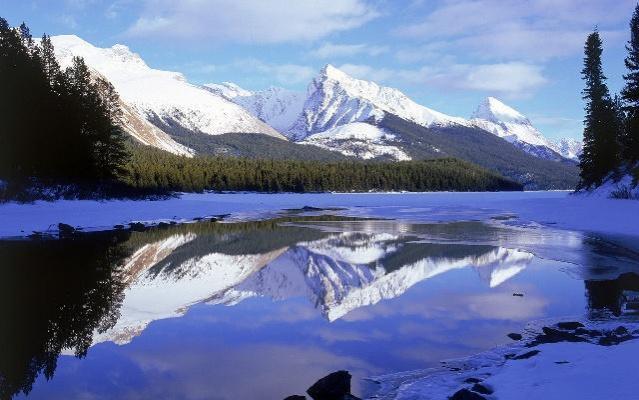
(50, 35, 285, 156)
(50, 35, 581, 187)
(208, 65, 580, 163)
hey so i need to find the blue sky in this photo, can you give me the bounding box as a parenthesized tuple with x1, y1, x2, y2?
(2, 0, 637, 140)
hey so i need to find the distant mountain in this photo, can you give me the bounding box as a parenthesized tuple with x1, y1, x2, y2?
(553, 137, 583, 160)
(470, 97, 579, 161)
(50, 35, 285, 155)
(288, 64, 467, 141)
(203, 83, 305, 134)
(47, 35, 580, 188)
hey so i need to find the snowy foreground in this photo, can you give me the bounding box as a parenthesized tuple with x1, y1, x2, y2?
(0, 191, 637, 239)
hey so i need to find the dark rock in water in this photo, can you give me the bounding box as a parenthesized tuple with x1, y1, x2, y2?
(598, 333, 635, 346)
(528, 327, 588, 346)
(555, 361, 570, 364)
(284, 396, 307, 400)
(613, 326, 629, 335)
(471, 383, 493, 395)
(129, 222, 147, 232)
(301, 206, 323, 211)
(449, 388, 487, 400)
(307, 371, 352, 400)
(507, 333, 523, 341)
(557, 321, 585, 330)
(511, 350, 540, 360)
(464, 378, 482, 384)
(512, 293, 524, 297)
(58, 223, 76, 236)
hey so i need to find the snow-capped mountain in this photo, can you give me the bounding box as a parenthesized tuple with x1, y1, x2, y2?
(553, 137, 583, 160)
(287, 64, 468, 141)
(50, 35, 285, 150)
(203, 83, 306, 133)
(470, 97, 580, 161)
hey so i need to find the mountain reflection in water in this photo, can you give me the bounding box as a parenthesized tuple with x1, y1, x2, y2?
(1, 217, 638, 400)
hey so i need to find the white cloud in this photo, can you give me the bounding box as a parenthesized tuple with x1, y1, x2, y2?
(337, 62, 548, 98)
(396, 0, 635, 61)
(310, 42, 388, 59)
(126, 0, 379, 43)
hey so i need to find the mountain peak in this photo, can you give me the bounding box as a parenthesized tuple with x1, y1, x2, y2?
(317, 63, 352, 83)
(472, 97, 529, 125)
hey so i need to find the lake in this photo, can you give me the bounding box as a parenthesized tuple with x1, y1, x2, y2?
(2, 211, 639, 399)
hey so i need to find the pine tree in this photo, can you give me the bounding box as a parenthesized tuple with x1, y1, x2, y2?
(621, 3, 639, 164)
(579, 30, 620, 188)
(38, 34, 61, 88)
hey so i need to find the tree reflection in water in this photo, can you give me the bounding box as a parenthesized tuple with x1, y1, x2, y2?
(0, 232, 130, 399)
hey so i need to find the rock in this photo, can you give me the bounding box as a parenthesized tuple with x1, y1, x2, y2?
(129, 222, 147, 232)
(613, 326, 629, 335)
(449, 388, 487, 400)
(114, 224, 125, 230)
(307, 371, 352, 400)
(557, 321, 585, 330)
(507, 333, 523, 341)
(555, 361, 570, 364)
(464, 378, 482, 384)
(471, 383, 493, 395)
(528, 327, 588, 346)
(58, 223, 76, 236)
(512, 293, 524, 297)
(284, 396, 307, 400)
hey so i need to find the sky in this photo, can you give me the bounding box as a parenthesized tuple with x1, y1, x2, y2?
(2, 0, 638, 140)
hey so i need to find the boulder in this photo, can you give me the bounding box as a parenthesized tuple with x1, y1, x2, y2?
(307, 371, 355, 400)
(449, 388, 487, 400)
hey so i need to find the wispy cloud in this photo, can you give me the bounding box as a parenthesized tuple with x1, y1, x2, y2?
(396, 0, 634, 61)
(125, 0, 379, 43)
(310, 42, 388, 59)
(338, 62, 548, 98)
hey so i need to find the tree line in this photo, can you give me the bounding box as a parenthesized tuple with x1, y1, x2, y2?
(579, 4, 639, 189)
(0, 18, 128, 184)
(122, 145, 522, 193)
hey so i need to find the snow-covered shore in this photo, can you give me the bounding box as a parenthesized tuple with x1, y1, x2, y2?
(0, 191, 638, 239)
(370, 319, 639, 400)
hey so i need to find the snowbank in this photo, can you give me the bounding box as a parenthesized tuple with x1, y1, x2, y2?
(579, 173, 639, 199)
(370, 320, 639, 400)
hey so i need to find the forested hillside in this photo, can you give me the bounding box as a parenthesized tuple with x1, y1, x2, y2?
(122, 145, 522, 193)
(379, 115, 580, 190)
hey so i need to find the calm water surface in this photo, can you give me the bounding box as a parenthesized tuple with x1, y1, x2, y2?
(1, 213, 639, 400)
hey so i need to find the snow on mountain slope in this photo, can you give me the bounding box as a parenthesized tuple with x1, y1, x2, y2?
(50, 35, 285, 143)
(119, 101, 194, 156)
(300, 122, 411, 160)
(470, 97, 572, 161)
(203, 83, 305, 134)
(553, 137, 583, 160)
(287, 64, 468, 141)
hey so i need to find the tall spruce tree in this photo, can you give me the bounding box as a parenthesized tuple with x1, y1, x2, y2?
(0, 19, 129, 186)
(579, 30, 620, 188)
(621, 3, 639, 164)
